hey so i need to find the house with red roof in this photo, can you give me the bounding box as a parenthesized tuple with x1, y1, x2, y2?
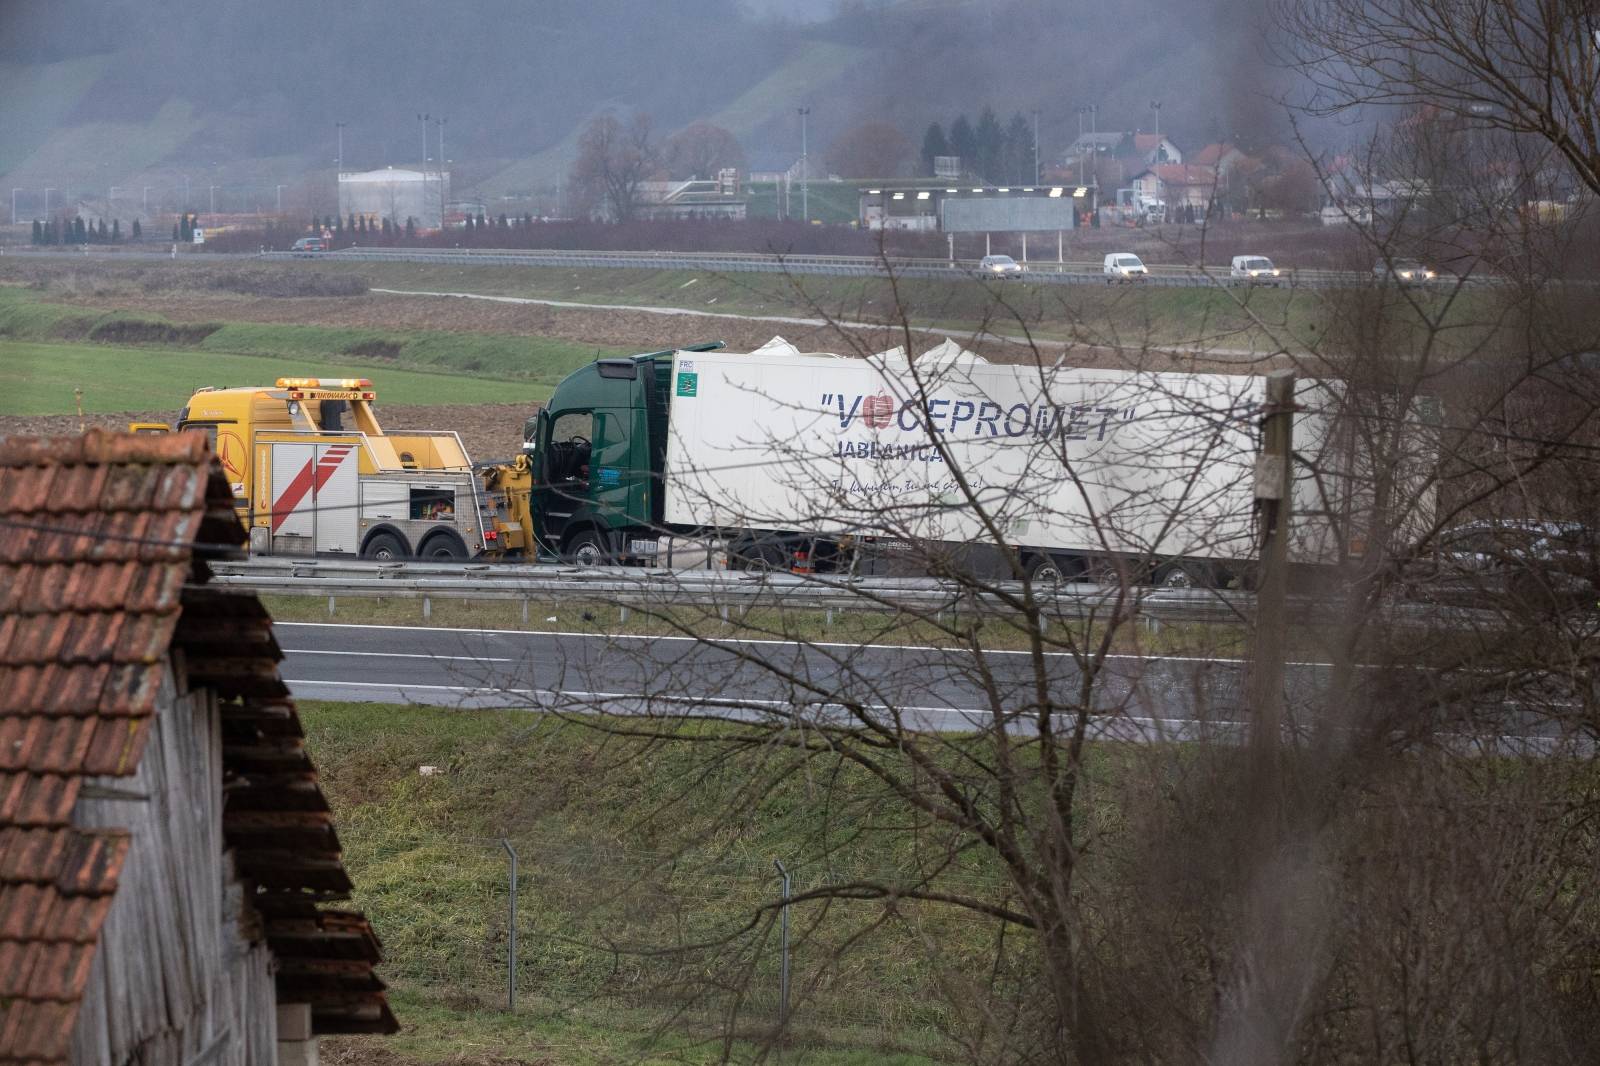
(0, 430, 396, 1065)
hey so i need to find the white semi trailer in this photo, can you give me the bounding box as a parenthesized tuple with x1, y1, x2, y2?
(508, 337, 1435, 587)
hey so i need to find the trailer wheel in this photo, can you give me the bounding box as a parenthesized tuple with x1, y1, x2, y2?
(564, 528, 611, 567)
(1152, 559, 1214, 589)
(1025, 553, 1075, 586)
(362, 531, 408, 562)
(417, 531, 469, 560)
(731, 538, 788, 572)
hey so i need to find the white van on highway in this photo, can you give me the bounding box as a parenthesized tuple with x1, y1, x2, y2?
(1230, 255, 1282, 286)
(1103, 253, 1148, 282)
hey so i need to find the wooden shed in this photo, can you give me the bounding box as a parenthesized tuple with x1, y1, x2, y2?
(0, 430, 397, 1065)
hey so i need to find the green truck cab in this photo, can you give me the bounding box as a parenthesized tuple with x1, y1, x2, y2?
(514, 343, 722, 564)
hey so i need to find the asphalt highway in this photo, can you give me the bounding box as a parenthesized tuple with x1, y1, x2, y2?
(274, 620, 1586, 748)
(275, 620, 1339, 739)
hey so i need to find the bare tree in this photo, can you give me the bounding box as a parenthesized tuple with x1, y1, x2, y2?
(662, 122, 746, 180)
(823, 121, 914, 179)
(469, 153, 1600, 1058)
(1282, 0, 1600, 197)
(570, 112, 658, 222)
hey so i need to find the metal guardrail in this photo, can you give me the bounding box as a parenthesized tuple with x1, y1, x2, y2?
(209, 557, 1485, 628)
(255, 246, 1505, 291)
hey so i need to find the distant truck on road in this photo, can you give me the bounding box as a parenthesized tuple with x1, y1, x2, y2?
(483, 337, 1437, 588)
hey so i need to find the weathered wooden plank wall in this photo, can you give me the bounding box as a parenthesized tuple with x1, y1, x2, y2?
(70, 669, 278, 1066)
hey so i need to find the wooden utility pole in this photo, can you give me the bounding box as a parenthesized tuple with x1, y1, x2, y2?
(1249, 369, 1296, 775)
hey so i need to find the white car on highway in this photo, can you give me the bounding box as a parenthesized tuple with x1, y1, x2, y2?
(1103, 253, 1149, 282)
(1230, 255, 1282, 286)
(978, 254, 1023, 278)
(1375, 257, 1437, 285)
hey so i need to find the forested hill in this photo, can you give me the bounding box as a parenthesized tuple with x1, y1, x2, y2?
(0, 0, 1287, 199)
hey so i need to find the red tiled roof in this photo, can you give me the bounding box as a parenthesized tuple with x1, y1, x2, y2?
(1138, 163, 1222, 187)
(1190, 143, 1236, 167)
(0, 431, 394, 1060)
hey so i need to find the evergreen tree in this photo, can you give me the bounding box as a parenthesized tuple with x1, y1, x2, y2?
(359, 215, 368, 235)
(97, 219, 108, 242)
(73, 217, 87, 243)
(476, 211, 487, 230)
(348, 212, 357, 232)
(404, 217, 416, 239)
(974, 107, 1004, 183)
(132, 219, 141, 240)
(920, 122, 949, 176)
(335, 215, 344, 236)
(497, 213, 508, 228)
(31, 220, 42, 245)
(948, 115, 977, 173)
(323, 215, 334, 232)
(522, 212, 533, 227)
(173, 222, 181, 242)
(111, 219, 121, 242)
(1004, 112, 1034, 184)
(466, 214, 476, 233)
(381, 217, 391, 237)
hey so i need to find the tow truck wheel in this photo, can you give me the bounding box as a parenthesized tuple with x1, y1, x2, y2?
(362, 531, 407, 562)
(564, 528, 611, 567)
(418, 532, 469, 560)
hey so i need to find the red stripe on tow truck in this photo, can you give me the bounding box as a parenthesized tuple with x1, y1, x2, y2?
(270, 445, 353, 532)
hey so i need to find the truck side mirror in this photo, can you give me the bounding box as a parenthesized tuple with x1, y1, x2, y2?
(127, 422, 172, 434)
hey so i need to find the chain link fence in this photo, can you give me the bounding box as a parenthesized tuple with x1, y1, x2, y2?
(340, 827, 1012, 1048)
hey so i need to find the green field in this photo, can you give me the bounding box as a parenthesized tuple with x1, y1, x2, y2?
(0, 284, 632, 414)
(304, 699, 1000, 1063)
(0, 340, 552, 414)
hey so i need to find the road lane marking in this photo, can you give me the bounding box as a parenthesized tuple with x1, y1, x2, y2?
(273, 621, 1337, 668)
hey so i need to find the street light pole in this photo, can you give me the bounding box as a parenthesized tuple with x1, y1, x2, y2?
(11, 188, 20, 225)
(1032, 108, 1040, 185)
(797, 106, 810, 223)
(336, 122, 346, 172)
(44, 188, 54, 218)
(142, 186, 150, 217)
(276, 185, 286, 212)
(436, 117, 448, 229)
(209, 185, 217, 214)
(417, 113, 429, 170)
(1150, 100, 1163, 221)
(182, 175, 190, 208)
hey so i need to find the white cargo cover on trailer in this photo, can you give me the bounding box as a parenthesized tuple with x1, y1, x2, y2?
(661, 342, 1356, 566)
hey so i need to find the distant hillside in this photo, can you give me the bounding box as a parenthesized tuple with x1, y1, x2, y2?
(0, 0, 1288, 212)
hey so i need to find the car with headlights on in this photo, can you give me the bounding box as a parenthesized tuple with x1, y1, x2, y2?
(978, 254, 1023, 278)
(1231, 255, 1282, 286)
(1374, 257, 1436, 285)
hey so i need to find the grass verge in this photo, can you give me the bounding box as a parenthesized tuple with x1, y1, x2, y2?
(260, 591, 1250, 657)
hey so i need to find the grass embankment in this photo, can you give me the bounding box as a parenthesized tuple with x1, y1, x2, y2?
(304, 699, 1019, 1063)
(0, 286, 627, 414)
(262, 592, 1248, 658)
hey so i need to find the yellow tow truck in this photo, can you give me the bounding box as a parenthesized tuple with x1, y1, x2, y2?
(135, 377, 494, 559)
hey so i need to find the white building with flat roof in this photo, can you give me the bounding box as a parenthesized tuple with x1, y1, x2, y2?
(338, 167, 450, 229)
